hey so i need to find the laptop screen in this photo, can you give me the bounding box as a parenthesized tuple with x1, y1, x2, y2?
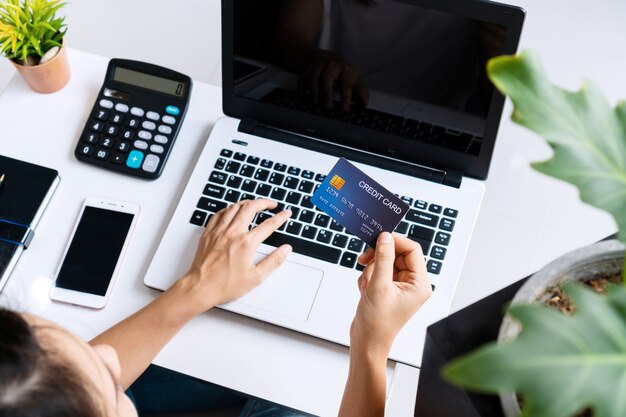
(224, 0, 525, 179)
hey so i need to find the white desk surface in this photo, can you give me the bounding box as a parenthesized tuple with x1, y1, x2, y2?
(1, 1, 625, 415)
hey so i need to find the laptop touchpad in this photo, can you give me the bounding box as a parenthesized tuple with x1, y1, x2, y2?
(225, 252, 323, 322)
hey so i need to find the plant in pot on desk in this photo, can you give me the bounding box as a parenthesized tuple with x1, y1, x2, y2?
(0, 0, 70, 93)
(443, 51, 626, 417)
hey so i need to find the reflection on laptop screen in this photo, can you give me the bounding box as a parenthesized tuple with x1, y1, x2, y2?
(233, 0, 508, 156)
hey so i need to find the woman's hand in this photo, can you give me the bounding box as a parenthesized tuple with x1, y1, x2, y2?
(180, 199, 293, 312)
(350, 232, 432, 357)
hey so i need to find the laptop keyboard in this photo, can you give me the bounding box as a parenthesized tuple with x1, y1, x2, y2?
(261, 88, 482, 156)
(189, 148, 459, 276)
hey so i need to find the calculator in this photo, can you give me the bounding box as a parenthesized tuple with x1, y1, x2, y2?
(75, 59, 192, 180)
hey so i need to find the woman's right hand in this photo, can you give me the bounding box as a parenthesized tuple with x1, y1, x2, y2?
(350, 232, 432, 357)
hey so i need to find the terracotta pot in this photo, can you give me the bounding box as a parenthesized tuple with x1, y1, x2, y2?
(11, 45, 71, 94)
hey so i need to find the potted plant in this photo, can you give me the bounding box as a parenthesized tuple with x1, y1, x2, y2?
(442, 51, 626, 417)
(0, 0, 70, 93)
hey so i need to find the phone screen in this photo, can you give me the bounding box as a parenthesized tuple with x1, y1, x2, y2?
(55, 206, 134, 296)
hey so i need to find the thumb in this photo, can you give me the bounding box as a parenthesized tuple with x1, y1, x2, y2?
(254, 244, 292, 279)
(371, 232, 395, 285)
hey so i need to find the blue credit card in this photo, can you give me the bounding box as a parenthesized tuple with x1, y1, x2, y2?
(312, 158, 410, 247)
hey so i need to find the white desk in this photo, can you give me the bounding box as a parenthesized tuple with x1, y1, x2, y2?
(1, 1, 624, 414)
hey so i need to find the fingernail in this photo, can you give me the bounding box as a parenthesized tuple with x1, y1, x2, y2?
(378, 232, 392, 244)
(280, 245, 292, 256)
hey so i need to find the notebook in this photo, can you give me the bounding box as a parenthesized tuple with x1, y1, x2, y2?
(0, 156, 60, 292)
(145, 0, 525, 366)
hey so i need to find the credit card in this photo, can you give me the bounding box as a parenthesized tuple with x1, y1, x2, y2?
(312, 158, 410, 247)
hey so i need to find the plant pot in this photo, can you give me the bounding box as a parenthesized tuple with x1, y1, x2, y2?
(496, 239, 625, 417)
(11, 45, 71, 94)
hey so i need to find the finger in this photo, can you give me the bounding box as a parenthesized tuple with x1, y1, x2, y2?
(213, 203, 242, 232)
(250, 210, 292, 243)
(393, 234, 426, 274)
(322, 65, 341, 108)
(371, 232, 396, 286)
(357, 247, 374, 265)
(231, 199, 278, 228)
(254, 244, 293, 280)
(340, 70, 356, 111)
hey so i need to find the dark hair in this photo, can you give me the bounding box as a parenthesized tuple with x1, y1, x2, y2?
(0, 309, 102, 417)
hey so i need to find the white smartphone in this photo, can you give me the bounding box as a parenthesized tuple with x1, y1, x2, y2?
(50, 197, 140, 309)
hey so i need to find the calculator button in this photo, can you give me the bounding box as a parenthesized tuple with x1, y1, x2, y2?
(120, 129, 135, 140)
(110, 113, 124, 124)
(126, 118, 140, 128)
(165, 105, 180, 115)
(142, 154, 160, 173)
(111, 153, 125, 165)
(95, 149, 109, 160)
(115, 141, 130, 152)
(150, 144, 164, 154)
(100, 137, 114, 148)
(83, 132, 99, 144)
(138, 130, 152, 140)
(79, 144, 94, 155)
(99, 99, 114, 109)
(104, 125, 119, 136)
(134, 140, 149, 150)
(96, 109, 109, 120)
(142, 121, 156, 130)
(162, 115, 176, 125)
(126, 150, 144, 169)
(158, 125, 172, 134)
(115, 103, 129, 113)
(154, 135, 168, 144)
(146, 111, 160, 121)
(130, 107, 145, 117)
(89, 121, 104, 132)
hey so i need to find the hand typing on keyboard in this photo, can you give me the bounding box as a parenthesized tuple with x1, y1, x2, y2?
(339, 232, 432, 417)
(182, 199, 293, 309)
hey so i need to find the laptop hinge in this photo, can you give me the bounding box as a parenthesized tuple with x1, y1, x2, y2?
(238, 118, 463, 188)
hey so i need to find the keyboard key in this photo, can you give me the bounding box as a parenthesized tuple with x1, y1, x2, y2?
(329, 220, 344, 232)
(197, 197, 227, 213)
(225, 190, 241, 202)
(227, 175, 243, 188)
(430, 246, 447, 260)
(439, 218, 455, 232)
(315, 173, 326, 182)
(209, 171, 227, 184)
(96, 109, 109, 120)
(302, 170, 314, 179)
(120, 129, 135, 140)
(234, 152, 246, 161)
(269, 172, 285, 185)
(409, 224, 435, 241)
(83, 132, 99, 144)
(126, 118, 140, 128)
(242, 179, 257, 192)
(316, 230, 333, 244)
(356, 263, 365, 272)
(395, 221, 409, 234)
(99, 99, 114, 109)
(225, 161, 241, 173)
(240, 193, 255, 201)
(314, 213, 330, 228)
(286, 220, 302, 235)
(269, 203, 285, 214)
(100, 137, 115, 148)
(220, 149, 233, 157)
(435, 232, 451, 246)
(298, 180, 315, 194)
(247, 155, 260, 165)
(110, 113, 124, 124)
(288, 166, 301, 176)
(111, 152, 125, 164)
(301, 196, 315, 209)
(332, 234, 348, 248)
(263, 231, 341, 264)
(78, 144, 94, 156)
(285, 191, 302, 205)
(408, 236, 431, 254)
(299, 210, 315, 223)
(256, 212, 272, 224)
(89, 121, 104, 132)
(444, 208, 458, 218)
(115, 140, 130, 152)
(190, 210, 207, 226)
(203, 184, 225, 199)
(429, 204, 442, 214)
(340, 252, 358, 268)
(254, 168, 270, 182)
(427, 260, 442, 274)
(284, 176, 299, 189)
(401, 196, 413, 206)
(274, 163, 287, 172)
(348, 238, 365, 252)
(285, 205, 300, 219)
(256, 183, 272, 196)
(261, 159, 273, 169)
(240, 164, 255, 177)
(270, 187, 286, 200)
(301, 225, 318, 239)
(407, 210, 439, 227)
(95, 149, 109, 160)
(414, 200, 428, 210)
(215, 158, 226, 170)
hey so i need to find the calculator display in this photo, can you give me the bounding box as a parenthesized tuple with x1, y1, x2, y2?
(113, 67, 185, 97)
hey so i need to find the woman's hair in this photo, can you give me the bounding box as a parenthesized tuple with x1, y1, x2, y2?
(0, 308, 102, 417)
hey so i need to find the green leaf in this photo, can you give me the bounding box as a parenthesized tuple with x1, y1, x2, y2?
(444, 284, 626, 417)
(487, 51, 626, 243)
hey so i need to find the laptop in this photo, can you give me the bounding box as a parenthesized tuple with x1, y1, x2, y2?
(145, 0, 524, 367)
